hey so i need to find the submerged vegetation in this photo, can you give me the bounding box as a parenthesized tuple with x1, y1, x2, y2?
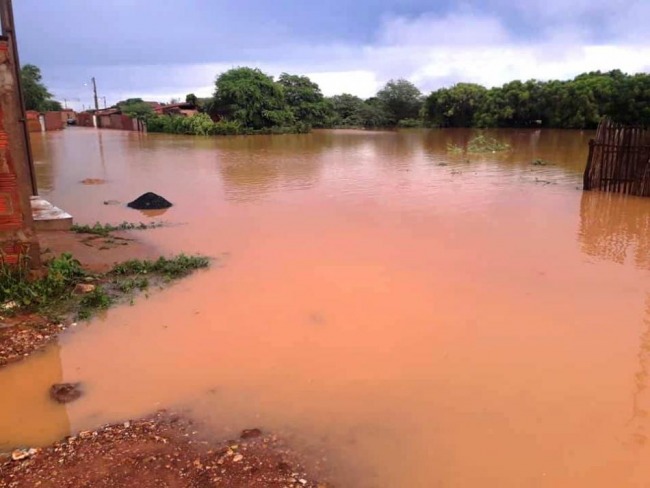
(111, 255, 210, 280)
(71, 221, 164, 237)
(143, 68, 649, 135)
(467, 135, 511, 153)
(0, 253, 210, 321)
(447, 135, 511, 154)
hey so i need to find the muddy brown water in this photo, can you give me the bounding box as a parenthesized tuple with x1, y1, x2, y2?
(4, 128, 650, 487)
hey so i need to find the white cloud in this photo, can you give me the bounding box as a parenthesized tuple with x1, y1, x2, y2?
(52, 3, 650, 110)
(378, 12, 509, 46)
(306, 71, 379, 98)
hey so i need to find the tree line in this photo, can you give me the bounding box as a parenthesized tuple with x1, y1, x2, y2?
(21, 63, 650, 133)
(144, 68, 650, 134)
(425, 70, 650, 129)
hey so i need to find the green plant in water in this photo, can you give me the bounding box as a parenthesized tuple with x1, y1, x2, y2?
(71, 221, 164, 237)
(446, 143, 464, 155)
(116, 276, 149, 293)
(467, 135, 510, 153)
(111, 255, 210, 280)
(78, 287, 112, 320)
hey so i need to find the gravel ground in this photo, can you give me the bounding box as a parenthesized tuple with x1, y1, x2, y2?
(0, 412, 329, 488)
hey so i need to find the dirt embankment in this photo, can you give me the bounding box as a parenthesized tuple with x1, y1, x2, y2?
(0, 230, 157, 367)
(0, 412, 328, 488)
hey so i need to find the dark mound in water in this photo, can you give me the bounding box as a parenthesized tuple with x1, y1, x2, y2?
(127, 192, 173, 210)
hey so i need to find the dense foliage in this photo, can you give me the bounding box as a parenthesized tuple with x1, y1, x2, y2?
(20, 64, 62, 112)
(212, 67, 294, 129)
(147, 68, 650, 136)
(425, 71, 650, 129)
(376, 79, 423, 124)
(278, 73, 330, 127)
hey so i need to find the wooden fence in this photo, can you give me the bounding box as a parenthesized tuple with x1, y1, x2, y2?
(583, 119, 650, 196)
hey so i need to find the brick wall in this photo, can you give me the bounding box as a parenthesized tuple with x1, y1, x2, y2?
(0, 39, 39, 267)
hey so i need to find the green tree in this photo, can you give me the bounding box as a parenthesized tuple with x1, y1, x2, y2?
(277, 73, 330, 127)
(212, 67, 293, 129)
(20, 64, 60, 112)
(327, 94, 366, 126)
(185, 93, 198, 105)
(424, 83, 487, 127)
(376, 79, 423, 124)
(117, 98, 154, 119)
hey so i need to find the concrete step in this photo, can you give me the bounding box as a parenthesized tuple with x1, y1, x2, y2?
(30, 196, 73, 231)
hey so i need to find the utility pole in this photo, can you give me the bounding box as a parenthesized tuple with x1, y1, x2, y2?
(63, 98, 67, 109)
(92, 76, 99, 111)
(102, 96, 106, 109)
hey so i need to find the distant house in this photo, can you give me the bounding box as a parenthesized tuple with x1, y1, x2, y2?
(95, 108, 120, 128)
(154, 102, 199, 117)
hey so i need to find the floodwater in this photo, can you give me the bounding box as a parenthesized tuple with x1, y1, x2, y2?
(3, 127, 650, 487)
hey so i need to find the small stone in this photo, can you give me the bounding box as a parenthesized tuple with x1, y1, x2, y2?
(79, 431, 92, 439)
(123, 421, 131, 428)
(11, 448, 37, 461)
(50, 383, 83, 404)
(232, 454, 243, 462)
(299, 480, 307, 485)
(73, 283, 96, 295)
(1, 301, 17, 311)
(240, 428, 262, 439)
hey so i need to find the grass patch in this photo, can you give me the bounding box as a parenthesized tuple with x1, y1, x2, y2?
(1, 253, 209, 322)
(0, 254, 84, 314)
(78, 287, 112, 320)
(115, 276, 149, 293)
(71, 221, 164, 237)
(111, 255, 210, 280)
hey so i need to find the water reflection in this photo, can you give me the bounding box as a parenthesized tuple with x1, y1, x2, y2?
(579, 191, 650, 452)
(29, 131, 54, 193)
(579, 192, 650, 270)
(630, 295, 650, 448)
(218, 136, 326, 201)
(0, 342, 70, 450)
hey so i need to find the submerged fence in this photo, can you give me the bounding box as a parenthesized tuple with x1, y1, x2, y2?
(583, 119, 650, 197)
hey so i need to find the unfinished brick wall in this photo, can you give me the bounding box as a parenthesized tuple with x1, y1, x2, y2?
(0, 39, 39, 266)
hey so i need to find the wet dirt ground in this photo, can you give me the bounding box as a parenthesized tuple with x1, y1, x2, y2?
(0, 230, 158, 367)
(2, 128, 650, 487)
(1, 411, 324, 488)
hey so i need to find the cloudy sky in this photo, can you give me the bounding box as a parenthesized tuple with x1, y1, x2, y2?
(15, 0, 650, 111)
